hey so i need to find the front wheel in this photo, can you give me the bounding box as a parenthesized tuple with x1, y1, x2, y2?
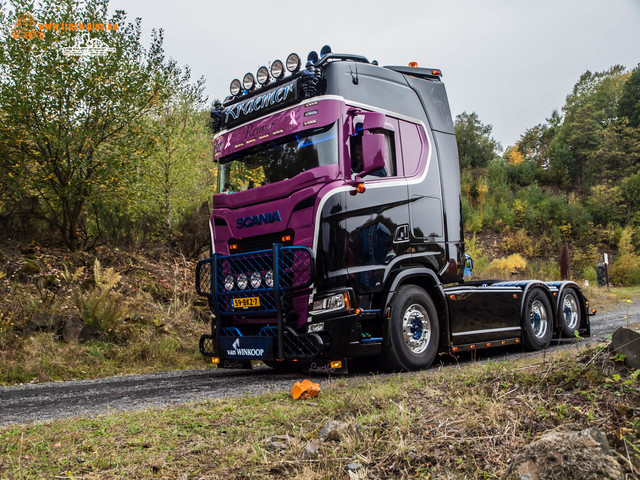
(558, 288, 582, 338)
(381, 285, 440, 371)
(522, 288, 553, 351)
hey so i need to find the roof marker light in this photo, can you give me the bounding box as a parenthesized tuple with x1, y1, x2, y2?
(256, 66, 269, 85)
(307, 50, 319, 64)
(431, 69, 442, 76)
(409, 61, 418, 68)
(286, 53, 301, 72)
(242, 72, 255, 91)
(230, 78, 241, 96)
(271, 59, 285, 79)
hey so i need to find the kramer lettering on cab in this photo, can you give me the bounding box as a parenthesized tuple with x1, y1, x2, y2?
(196, 46, 594, 375)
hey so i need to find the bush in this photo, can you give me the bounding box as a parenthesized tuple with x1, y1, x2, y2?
(610, 253, 640, 286)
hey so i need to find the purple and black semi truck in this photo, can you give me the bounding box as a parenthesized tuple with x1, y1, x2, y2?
(195, 47, 592, 373)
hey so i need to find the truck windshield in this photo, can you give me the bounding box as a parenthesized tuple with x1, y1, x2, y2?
(217, 122, 338, 193)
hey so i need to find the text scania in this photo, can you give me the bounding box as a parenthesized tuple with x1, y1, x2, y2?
(224, 83, 295, 123)
(237, 211, 281, 229)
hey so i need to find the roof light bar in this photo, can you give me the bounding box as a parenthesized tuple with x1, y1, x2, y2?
(242, 72, 255, 91)
(286, 53, 300, 72)
(306, 50, 319, 65)
(271, 59, 285, 79)
(256, 66, 269, 85)
(229, 78, 241, 96)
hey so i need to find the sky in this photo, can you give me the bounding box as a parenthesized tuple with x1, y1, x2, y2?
(106, 0, 640, 148)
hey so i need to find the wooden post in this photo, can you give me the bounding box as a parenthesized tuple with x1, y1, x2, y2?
(560, 241, 571, 280)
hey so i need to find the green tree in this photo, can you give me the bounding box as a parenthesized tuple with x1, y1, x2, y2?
(140, 99, 212, 244)
(548, 65, 630, 189)
(0, 0, 201, 249)
(619, 64, 640, 128)
(454, 111, 501, 169)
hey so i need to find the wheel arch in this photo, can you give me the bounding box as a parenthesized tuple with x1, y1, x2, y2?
(382, 267, 450, 350)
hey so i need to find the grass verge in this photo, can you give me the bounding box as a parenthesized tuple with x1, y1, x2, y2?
(1, 345, 638, 479)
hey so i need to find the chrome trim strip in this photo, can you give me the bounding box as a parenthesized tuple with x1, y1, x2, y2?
(452, 326, 521, 337)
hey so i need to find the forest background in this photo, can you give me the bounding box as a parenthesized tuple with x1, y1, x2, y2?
(0, 0, 639, 383)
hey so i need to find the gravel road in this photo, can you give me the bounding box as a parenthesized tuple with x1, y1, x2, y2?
(2, 302, 638, 427)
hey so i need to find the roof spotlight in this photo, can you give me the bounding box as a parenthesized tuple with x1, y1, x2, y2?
(256, 66, 269, 85)
(307, 50, 319, 64)
(242, 72, 256, 91)
(229, 78, 241, 96)
(286, 53, 301, 72)
(320, 45, 332, 57)
(271, 59, 285, 79)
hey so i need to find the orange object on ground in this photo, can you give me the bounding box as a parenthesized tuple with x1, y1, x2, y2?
(291, 379, 320, 399)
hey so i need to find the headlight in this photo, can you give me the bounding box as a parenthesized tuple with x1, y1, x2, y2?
(286, 53, 300, 72)
(271, 59, 284, 79)
(242, 72, 255, 91)
(236, 273, 248, 290)
(250, 271, 262, 289)
(224, 274, 235, 291)
(264, 269, 274, 287)
(311, 292, 350, 314)
(256, 66, 269, 85)
(229, 79, 241, 96)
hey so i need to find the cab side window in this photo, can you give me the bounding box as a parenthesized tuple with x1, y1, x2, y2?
(350, 122, 398, 178)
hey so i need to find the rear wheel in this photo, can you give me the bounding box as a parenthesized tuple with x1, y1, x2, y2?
(381, 285, 439, 371)
(558, 288, 582, 337)
(522, 288, 553, 351)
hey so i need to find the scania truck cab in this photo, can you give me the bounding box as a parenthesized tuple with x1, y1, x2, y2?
(196, 47, 592, 373)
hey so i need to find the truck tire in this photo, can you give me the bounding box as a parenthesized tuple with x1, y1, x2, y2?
(558, 288, 581, 338)
(522, 288, 553, 351)
(381, 285, 439, 371)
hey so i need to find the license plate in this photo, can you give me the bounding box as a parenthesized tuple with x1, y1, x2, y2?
(233, 297, 260, 309)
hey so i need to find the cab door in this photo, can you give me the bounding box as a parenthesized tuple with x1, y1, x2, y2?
(343, 115, 411, 300)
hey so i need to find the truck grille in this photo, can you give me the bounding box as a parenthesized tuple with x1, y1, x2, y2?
(196, 245, 313, 316)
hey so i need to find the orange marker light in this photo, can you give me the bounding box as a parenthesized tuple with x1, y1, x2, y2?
(470, 345, 476, 349)
(452, 347, 459, 352)
(282, 235, 292, 242)
(431, 69, 442, 76)
(330, 360, 343, 369)
(356, 183, 366, 194)
(212, 357, 220, 364)
(409, 62, 418, 68)
(229, 244, 238, 251)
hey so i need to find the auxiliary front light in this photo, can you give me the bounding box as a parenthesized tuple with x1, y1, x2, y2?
(307, 322, 324, 333)
(229, 78, 241, 96)
(242, 72, 255, 91)
(264, 269, 274, 288)
(250, 271, 262, 289)
(271, 59, 285, 79)
(256, 66, 269, 85)
(224, 274, 235, 291)
(286, 53, 301, 72)
(236, 273, 248, 290)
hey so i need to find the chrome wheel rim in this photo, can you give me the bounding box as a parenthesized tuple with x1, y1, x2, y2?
(530, 299, 548, 339)
(562, 294, 579, 330)
(402, 304, 431, 354)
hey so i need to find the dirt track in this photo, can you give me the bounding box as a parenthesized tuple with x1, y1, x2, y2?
(1, 303, 638, 427)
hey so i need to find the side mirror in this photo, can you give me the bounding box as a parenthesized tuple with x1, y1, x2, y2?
(360, 133, 386, 177)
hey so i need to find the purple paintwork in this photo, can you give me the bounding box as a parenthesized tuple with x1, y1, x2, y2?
(213, 98, 343, 161)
